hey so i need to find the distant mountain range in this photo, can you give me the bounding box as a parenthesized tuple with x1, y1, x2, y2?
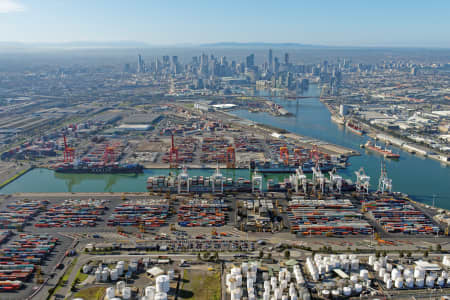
(0, 41, 331, 49)
(199, 42, 329, 48)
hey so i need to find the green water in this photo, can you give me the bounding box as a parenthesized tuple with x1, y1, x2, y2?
(0, 168, 291, 194)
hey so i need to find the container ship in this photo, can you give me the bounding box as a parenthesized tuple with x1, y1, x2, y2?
(250, 160, 334, 174)
(52, 162, 144, 174)
(147, 168, 252, 193)
(364, 141, 400, 159)
(346, 121, 365, 136)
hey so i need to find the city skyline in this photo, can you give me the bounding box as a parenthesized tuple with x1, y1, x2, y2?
(1, 0, 450, 48)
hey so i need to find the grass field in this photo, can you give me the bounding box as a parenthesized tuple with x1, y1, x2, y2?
(178, 269, 221, 300)
(72, 286, 105, 300)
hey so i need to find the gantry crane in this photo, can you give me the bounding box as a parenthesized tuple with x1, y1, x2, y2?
(63, 134, 75, 162)
(169, 134, 179, 168)
(355, 167, 370, 194)
(378, 162, 392, 194)
(280, 145, 289, 165)
(226, 146, 236, 168)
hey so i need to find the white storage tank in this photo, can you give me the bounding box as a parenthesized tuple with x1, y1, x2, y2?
(102, 270, 109, 282)
(167, 270, 175, 280)
(117, 264, 124, 276)
(360, 269, 368, 280)
(386, 279, 393, 289)
(122, 287, 131, 300)
(322, 290, 330, 298)
(405, 277, 414, 288)
(368, 256, 375, 266)
(414, 267, 425, 279)
(350, 275, 358, 283)
(426, 275, 435, 287)
(154, 292, 167, 300)
(343, 286, 351, 296)
(106, 287, 115, 299)
(331, 289, 340, 299)
(383, 273, 390, 283)
(416, 277, 424, 288)
(156, 275, 170, 293)
(395, 278, 403, 288)
(354, 283, 362, 294)
(82, 265, 91, 274)
(110, 269, 118, 281)
(95, 270, 101, 282)
(145, 286, 156, 298)
(116, 281, 126, 292)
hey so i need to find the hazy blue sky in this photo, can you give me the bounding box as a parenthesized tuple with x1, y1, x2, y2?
(1, 0, 449, 47)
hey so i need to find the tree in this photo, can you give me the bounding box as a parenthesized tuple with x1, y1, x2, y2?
(424, 251, 429, 258)
(267, 253, 272, 259)
(197, 253, 201, 261)
(436, 244, 442, 252)
(258, 250, 264, 259)
(375, 251, 380, 258)
(203, 252, 210, 260)
(407, 251, 412, 258)
(399, 251, 404, 258)
(284, 250, 290, 259)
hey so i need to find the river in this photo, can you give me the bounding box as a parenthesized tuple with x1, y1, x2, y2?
(231, 85, 450, 208)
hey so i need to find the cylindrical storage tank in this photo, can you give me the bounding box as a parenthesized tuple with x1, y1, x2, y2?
(368, 256, 375, 266)
(235, 274, 242, 286)
(168, 270, 175, 280)
(102, 270, 109, 282)
(354, 283, 362, 294)
(386, 263, 392, 272)
(395, 278, 403, 288)
(386, 279, 393, 289)
(438, 277, 445, 287)
(391, 269, 399, 281)
(379, 268, 386, 278)
(343, 287, 351, 297)
(154, 292, 167, 300)
(351, 259, 359, 271)
(331, 289, 340, 299)
(95, 270, 101, 282)
(156, 275, 170, 293)
(145, 286, 156, 298)
(350, 275, 358, 283)
(383, 273, 391, 283)
(282, 296, 288, 300)
(231, 288, 241, 300)
(405, 277, 414, 288)
(263, 272, 269, 281)
(414, 267, 424, 279)
(322, 290, 330, 299)
(106, 287, 115, 299)
(122, 287, 131, 300)
(442, 271, 448, 279)
(110, 269, 118, 281)
(416, 277, 424, 288)
(117, 264, 124, 276)
(82, 265, 91, 273)
(116, 281, 125, 292)
(263, 292, 270, 300)
(374, 262, 380, 272)
(241, 262, 248, 273)
(360, 269, 368, 280)
(403, 269, 412, 278)
(426, 275, 435, 287)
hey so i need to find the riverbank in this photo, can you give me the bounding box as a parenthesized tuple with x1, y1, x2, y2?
(0, 165, 33, 188)
(321, 100, 450, 166)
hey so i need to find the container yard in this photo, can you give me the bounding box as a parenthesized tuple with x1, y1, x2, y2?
(0, 199, 48, 229)
(107, 199, 169, 229)
(34, 198, 109, 228)
(177, 198, 229, 227)
(288, 198, 373, 236)
(363, 197, 441, 235)
(0, 233, 57, 290)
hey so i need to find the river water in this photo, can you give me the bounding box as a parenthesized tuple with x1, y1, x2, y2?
(1, 86, 449, 209)
(232, 85, 450, 208)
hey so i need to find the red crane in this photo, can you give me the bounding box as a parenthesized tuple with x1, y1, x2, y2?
(169, 134, 179, 168)
(103, 144, 116, 164)
(226, 146, 236, 168)
(280, 145, 289, 166)
(63, 134, 75, 163)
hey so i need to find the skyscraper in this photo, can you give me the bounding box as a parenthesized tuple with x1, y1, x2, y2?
(284, 53, 289, 65)
(137, 54, 144, 73)
(246, 54, 255, 68)
(268, 49, 273, 72)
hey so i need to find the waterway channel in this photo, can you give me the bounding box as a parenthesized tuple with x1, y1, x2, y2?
(232, 85, 450, 208)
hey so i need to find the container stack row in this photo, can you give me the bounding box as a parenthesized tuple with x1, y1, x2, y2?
(177, 199, 229, 227)
(0, 234, 57, 286)
(107, 199, 169, 228)
(364, 197, 440, 234)
(0, 199, 48, 229)
(288, 199, 373, 236)
(34, 199, 108, 228)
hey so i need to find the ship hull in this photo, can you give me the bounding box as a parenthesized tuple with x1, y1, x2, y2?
(346, 124, 364, 135)
(54, 166, 144, 174)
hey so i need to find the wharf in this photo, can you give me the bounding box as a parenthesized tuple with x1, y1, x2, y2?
(220, 111, 359, 157)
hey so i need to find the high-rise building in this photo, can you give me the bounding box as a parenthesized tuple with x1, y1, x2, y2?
(268, 49, 273, 71)
(137, 54, 144, 73)
(246, 54, 255, 68)
(284, 53, 289, 65)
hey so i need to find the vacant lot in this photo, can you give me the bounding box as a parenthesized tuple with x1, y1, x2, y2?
(178, 269, 221, 300)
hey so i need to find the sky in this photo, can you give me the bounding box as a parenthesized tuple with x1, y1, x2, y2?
(0, 0, 449, 47)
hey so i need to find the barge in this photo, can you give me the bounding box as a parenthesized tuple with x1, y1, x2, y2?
(52, 162, 144, 174)
(364, 141, 400, 159)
